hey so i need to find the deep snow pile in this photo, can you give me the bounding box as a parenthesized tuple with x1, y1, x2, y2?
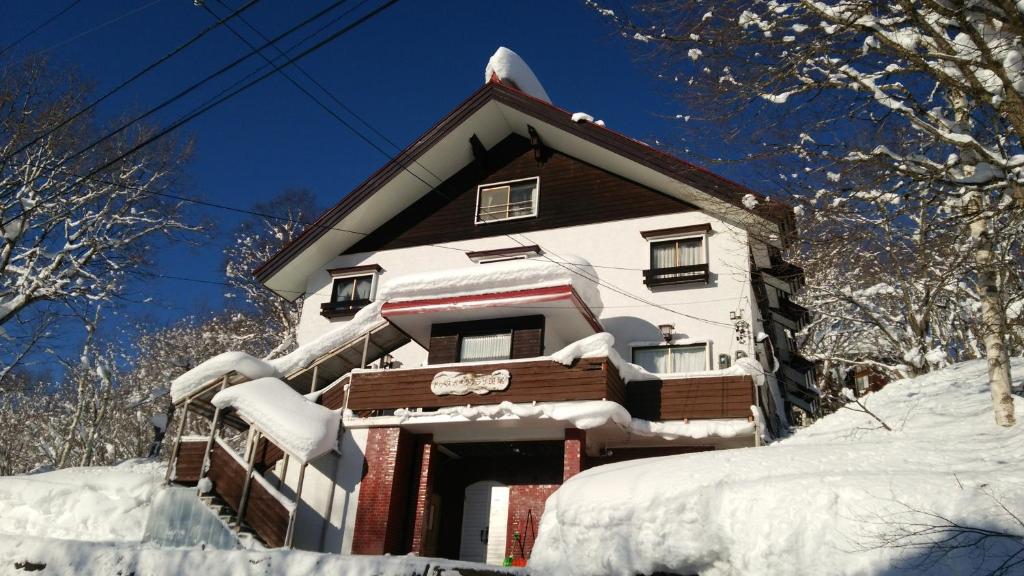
(211, 377, 340, 462)
(0, 459, 163, 542)
(170, 350, 277, 402)
(390, 399, 753, 440)
(484, 46, 550, 102)
(530, 359, 1024, 576)
(379, 255, 603, 314)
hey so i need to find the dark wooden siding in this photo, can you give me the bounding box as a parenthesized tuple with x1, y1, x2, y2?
(427, 316, 545, 364)
(626, 375, 755, 420)
(346, 357, 625, 411)
(427, 334, 459, 365)
(345, 135, 697, 253)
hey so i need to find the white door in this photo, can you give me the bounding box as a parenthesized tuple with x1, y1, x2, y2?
(459, 481, 510, 564)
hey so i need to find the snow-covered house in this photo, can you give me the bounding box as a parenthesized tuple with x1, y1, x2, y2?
(163, 48, 814, 564)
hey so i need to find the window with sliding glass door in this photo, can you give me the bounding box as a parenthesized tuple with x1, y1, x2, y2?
(320, 266, 380, 318)
(643, 231, 710, 287)
(632, 344, 709, 374)
(475, 177, 539, 224)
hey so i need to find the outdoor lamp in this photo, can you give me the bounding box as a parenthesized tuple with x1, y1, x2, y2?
(658, 323, 674, 343)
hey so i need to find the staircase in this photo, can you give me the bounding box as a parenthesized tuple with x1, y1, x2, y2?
(167, 319, 411, 548)
(170, 437, 293, 548)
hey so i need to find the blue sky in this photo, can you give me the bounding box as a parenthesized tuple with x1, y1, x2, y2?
(2, 0, 755, 333)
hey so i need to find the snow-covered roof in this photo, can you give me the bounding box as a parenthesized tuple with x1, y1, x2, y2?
(254, 78, 791, 301)
(484, 47, 551, 103)
(378, 254, 603, 313)
(170, 351, 277, 403)
(211, 378, 340, 463)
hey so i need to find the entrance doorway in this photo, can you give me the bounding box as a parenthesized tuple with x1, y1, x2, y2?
(458, 480, 509, 564)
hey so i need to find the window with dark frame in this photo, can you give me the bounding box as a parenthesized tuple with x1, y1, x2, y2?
(321, 274, 374, 317)
(645, 236, 709, 286)
(632, 343, 708, 374)
(476, 177, 539, 223)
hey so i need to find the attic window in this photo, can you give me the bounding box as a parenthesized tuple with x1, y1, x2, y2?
(321, 265, 381, 319)
(475, 177, 539, 224)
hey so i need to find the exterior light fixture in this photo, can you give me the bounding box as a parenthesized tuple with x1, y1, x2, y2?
(658, 323, 675, 343)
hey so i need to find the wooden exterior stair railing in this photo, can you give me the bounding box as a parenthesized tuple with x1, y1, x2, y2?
(170, 436, 295, 548)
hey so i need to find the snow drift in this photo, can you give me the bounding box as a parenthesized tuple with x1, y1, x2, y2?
(0, 460, 163, 542)
(378, 254, 603, 314)
(485, 46, 551, 102)
(530, 359, 1024, 576)
(211, 378, 340, 462)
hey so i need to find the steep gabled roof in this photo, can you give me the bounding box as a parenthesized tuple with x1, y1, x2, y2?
(254, 80, 793, 300)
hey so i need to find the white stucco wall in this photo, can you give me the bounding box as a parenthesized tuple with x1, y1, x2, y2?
(295, 210, 757, 369)
(277, 428, 367, 554)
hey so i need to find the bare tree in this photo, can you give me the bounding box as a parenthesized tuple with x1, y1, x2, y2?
(223, 188, 316, 359)
(591, 0, 1024, 426)
(0, 56, 198, 356)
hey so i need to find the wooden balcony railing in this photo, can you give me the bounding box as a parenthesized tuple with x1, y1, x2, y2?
(642, 264, 710, 287)
(625, 375, 755, 421)
(345, 357, 625, 413)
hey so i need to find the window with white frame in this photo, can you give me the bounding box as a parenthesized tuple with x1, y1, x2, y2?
(475, 177, 539, 223)
(459, 332, 513, 362)
(632, 344, 708, 374)
(644, 232, 709, 286)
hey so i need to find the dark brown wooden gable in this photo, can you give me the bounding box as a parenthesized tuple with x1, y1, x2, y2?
(345, 135, 697, 253)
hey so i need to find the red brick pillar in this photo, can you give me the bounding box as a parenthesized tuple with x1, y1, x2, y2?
(352, 427, 414, 554)
(563, 428, 586, 481)
(409, 434, 435, 555)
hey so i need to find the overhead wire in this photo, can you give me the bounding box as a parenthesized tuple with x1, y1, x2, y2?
(1, 0, 400, 229)
(2, 0, 265, 164)
(0, 0, 85, 56)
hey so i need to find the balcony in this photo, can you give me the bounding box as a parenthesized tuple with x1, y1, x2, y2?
(342, 356, 625, 414)
(642, 263, 710, 287)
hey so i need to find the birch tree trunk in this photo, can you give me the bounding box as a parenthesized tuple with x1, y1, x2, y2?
(968, 196, 1016, 427)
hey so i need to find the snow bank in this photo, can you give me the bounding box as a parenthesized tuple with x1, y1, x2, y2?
(484, 46, 551, 102)
(211, 378, 340, 463)
(531, 359, 1024, 576)
(268, 301, 385, 376)
(0, 535, 522, 576)
(379, 255, 603, 315)
(629, 415, 754, 440)
(0, 459, 163, 542)
(170, 351, 276, 402)
(394, 400, 631, 430)
(388, 399, 752, 441)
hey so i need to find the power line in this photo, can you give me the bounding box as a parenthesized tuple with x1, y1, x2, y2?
(23, 0, 167, 59)
(0, 0, 85, 57)
(0, 0, 353, 209)
(2, 0, 264, 165)
(2, 0, 400, 229)
(207, 0, 408, 165)
(510, 233, 736, 328)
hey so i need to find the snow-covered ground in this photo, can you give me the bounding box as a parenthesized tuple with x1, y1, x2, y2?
(531, 359, 1024, 576)
(0, 459, 163, 542)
